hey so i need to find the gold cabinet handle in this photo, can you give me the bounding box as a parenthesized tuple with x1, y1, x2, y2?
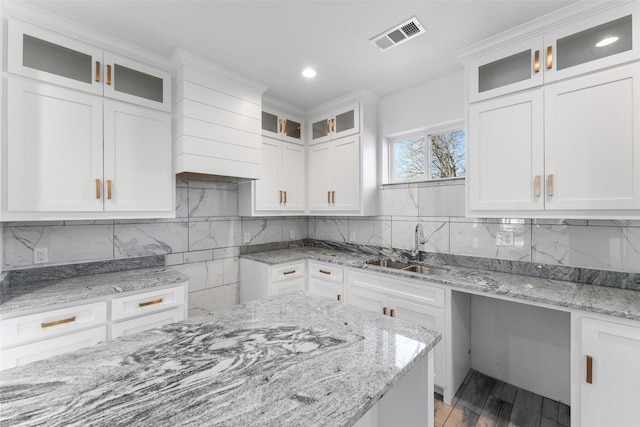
(534, 175, 541, 197)
(390, 309, 395, 318)
(331, 191, 335, 204)
(337, 294, 341, 301)
(331, 118, 335, 132)
(383, 307, 387, 315)
(139, 298, 163, 307)
(96, 178, 101, 199)
(586, 355, 593, 384)
(319, 269, 331, 275)
(107, 180, 113, 200)
(546, 46, 553, 70)
(534, 50, 540, 74)
(107, 64, 112, 85)
(95, 61, 101, 82)
(278, 118, 282, 133)
(328, 191, 331, 204)
(282, 119, 287, 133)
(547, 174, 554, 196)
(42, 316, 76, 329)
(279, 190, 283, 204)
(284, 190, 287, 204)
(283, 270, 296, 275)
(326, 119, 331, 133)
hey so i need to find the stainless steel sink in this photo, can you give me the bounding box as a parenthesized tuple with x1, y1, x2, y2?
(366, 259, 450, 276)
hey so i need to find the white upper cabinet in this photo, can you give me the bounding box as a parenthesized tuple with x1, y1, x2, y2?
(308, 102, 360, 144)
(464, 2, 639, 103)
(261, 108, 304, 144)
(8, 21, 171, 111)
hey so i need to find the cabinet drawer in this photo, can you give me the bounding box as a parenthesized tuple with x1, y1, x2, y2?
(270, 262, 306, 282)
(112, 307, 184, 340)
(111, 285, 185, 321)
(1, 301, 107, 348)
(0, 326, 106, 371)
(270, 277, 306, 295)
(309, 262, 344, 282)
(348, 270, 445, 308)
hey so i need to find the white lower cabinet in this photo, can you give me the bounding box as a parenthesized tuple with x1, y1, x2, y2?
(577, 315, 640, 427)
(0, 282, 188, 371)
(240, 259, 306, 302)
(346, 270, 447, 395)
(307, 262, 344, 302)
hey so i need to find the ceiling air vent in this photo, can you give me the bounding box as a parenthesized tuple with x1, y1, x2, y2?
(370, 16, 425, 52)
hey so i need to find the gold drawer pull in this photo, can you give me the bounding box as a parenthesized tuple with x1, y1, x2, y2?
(279, 190, 283, 204)
(547, 174, 554, 196)
(331, 118, 335, 132)
(586, 355, 593, 384)
(546, 46, 553, 70)
(95, 61, 101, 82)
(107, 180, 113, 200)
(328, 191, 331, 204)
(383, 307, 387, 315)
(107, 64, 112, 85)
(42, 316, 76, 329)
(326, 119, 331, 133)
(534, 50, 540, 74)
(96, 178, 101, 199)
(319, 269, 331, 275)
(139, 298, 163, 307)
(390, 309, 395, 318)
(284, 191, 287, 204)
(283, 270, 296, 275)
(331, 191, 335, 204)
(534, 175, 541, 197)
(337, 294, 342, 301)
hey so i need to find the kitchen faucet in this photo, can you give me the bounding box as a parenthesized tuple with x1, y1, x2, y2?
(412, 224, 426, 260)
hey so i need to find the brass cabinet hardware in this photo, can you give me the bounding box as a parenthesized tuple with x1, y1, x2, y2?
(331, 118, 335, 132)
(546, 46, 553, 70)
(328, 191, 331, 204)
(279, 190, 283, 204)
(331, 191, 335, 204)
(586, 355, 593, 384)
(547, 174, 554, 196)
(107, 64, 112, 85)
(383, 307, 387, 315)
(283, 270, 296, 275)
(282, 119, 287, 133)
(138, 298, 163, 308)
(95, 61, 101, 82)
(326, 119, 331, 133)
(284, 191, 287, 204)
(534, 50, 540, 73)
(107, 180, 113, 200)
(42, 316, 76, 329)
(96, 178, 101, 199)
(337, 294, 341, 301)
(534, 175, 541, 197)
(319, 269, 331, 275)
(390, 309, 395, 318)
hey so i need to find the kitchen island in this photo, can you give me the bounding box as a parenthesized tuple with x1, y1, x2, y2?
(0, 291, 440, 426)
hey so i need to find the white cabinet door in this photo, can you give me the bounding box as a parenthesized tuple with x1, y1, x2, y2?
(6, 78, 104, 213)
(7, 20, 103, 95)
(348, 282, 389, 317)
(112, 308, 184, 339)
(545, 63, 640, 210)
(332, 136, 361, 211)
(270, 278, 306, 295)
(308, 278, 344, 302)
(308, 141, 333, 211)
(581, 317, 640, 427)
(468, 90, 544, 212)
(103, 100, 172, 212)
(281, 141, 305, 211)
(391, 296, 446, 389)
(255, 138, 282, 211)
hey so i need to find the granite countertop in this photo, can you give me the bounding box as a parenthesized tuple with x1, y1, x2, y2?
(0, 292, 441, 427)
(0, 267, 188, 316)
(241, 247, 640, 322)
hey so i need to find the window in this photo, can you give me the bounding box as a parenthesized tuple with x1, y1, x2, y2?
(389, 125, 466, 183)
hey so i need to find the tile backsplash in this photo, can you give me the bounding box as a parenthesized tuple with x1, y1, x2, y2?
(4, 178, 640, 316)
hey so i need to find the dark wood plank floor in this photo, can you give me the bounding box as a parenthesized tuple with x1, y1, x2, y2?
(435, 370, 570, 427)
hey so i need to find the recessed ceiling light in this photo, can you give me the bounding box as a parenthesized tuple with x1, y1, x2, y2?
(596, 36, 619, 47)
(302, 68, 317, 78)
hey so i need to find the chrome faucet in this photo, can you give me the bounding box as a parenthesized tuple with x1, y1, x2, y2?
(412, 224, 426, 260)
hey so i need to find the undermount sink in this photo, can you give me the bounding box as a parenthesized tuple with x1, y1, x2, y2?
(366, 260, 450, 276)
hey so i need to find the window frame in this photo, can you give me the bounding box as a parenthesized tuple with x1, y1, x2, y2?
(387, 119, 466, 184)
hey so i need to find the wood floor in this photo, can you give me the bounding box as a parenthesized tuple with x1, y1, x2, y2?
(435, 370, 570, 427)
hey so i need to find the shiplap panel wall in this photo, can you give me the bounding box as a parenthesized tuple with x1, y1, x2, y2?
(172, 50, 266, 179)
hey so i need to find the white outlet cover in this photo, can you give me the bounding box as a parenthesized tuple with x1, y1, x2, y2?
(349, 232, 356, 242)
(495, 231, 514, 247)
(290, 230, 296, 239)
(34, 247, 48, 264)
(244, 233, 251, 244)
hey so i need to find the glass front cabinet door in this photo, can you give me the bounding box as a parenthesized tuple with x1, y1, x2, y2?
(261, 108, 304, 144)
(309, 102, 360, 144)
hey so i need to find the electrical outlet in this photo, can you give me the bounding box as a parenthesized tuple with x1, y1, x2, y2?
(495, 231, 514, 247)
(34, 247, 48, 264)
(244, 233, 251, 244)
(349, 232, 356, 242)
(290, 230, 296, 239)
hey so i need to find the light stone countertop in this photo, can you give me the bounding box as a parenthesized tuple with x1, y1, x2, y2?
(241, 247, 640, 322)
(0, 292, 441, 427)
(0, 267, 188, 315)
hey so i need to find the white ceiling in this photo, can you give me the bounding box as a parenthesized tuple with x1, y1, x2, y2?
(22, 0, 576, 110)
